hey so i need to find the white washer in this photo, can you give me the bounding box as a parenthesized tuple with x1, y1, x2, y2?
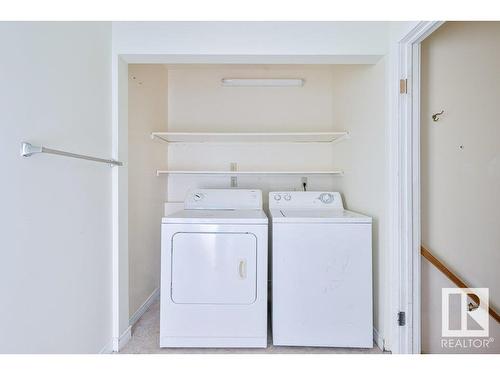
(160, 189, 268, 348)
(270, 191, 373, 348)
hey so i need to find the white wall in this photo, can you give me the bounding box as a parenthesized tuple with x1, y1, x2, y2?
(112, 55, 130, 348)
(128, 65, 168, 318)
(421, 21, 500, 353)
(0, 22, 113, 353)
(112, 22, 389, 63)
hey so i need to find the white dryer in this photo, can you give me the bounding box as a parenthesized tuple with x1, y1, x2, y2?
(270, 191, 373, 348)
(160, 189, 268, 348)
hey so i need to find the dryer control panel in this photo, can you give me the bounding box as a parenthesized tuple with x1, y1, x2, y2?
(185, 189, 263, 210)
(269, 191, 344, 210)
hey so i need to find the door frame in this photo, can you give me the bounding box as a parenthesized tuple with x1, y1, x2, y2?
(111, 22, 446, 353)
(390, 21, 444, 354)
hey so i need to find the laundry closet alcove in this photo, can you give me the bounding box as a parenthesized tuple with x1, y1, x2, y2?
(126, 62, 386, 351)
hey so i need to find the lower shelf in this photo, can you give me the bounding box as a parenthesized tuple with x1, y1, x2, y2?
(156, 170, 343, 177)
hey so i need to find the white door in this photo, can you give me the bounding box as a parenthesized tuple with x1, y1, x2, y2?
(171, 232, 257, 304)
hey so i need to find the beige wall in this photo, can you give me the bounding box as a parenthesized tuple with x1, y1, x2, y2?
(128, 65, 168, 318)
(421, 22, 500, 353)
(421, 259, 500, 353)
(329, 62, 387, 345)
(165, 65, 343, 202)
(167, 65, 335, 132)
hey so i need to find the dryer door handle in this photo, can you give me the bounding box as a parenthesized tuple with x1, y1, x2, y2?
(238, 259, 247, 279)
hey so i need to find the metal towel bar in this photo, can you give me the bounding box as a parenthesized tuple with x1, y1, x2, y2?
(20, 142, 123, 167)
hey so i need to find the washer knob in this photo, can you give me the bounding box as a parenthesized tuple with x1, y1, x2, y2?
(274, 194, 282, 201)
(284, 194, 291, 201)
(319, 193, 334, 204)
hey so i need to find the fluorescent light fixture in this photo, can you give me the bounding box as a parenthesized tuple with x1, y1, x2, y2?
(221, 78, 304, 87)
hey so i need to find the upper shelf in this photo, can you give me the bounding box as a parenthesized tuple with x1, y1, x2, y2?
(150, 132, 349, 144)
(156, 170, 343, 177)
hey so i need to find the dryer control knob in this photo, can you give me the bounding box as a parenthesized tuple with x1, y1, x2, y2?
(319, 193, 334, 204)
(284, 194, 291, 201)
(193, 193, 204, 201)
(274, 194, 282, 201)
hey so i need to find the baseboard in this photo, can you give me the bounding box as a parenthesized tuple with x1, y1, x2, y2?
(129, 287, 160, 327)
(113, 325, 132, 352)
(373, 327, 385, 351)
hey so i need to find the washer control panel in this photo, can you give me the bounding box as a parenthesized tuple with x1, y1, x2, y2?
(269, 191, 343, 209)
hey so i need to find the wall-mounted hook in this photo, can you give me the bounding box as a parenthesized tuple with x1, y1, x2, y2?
(432, 110, 444, 122)
(130, 75, 143, 86)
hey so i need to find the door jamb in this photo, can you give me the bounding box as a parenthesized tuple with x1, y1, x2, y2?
(391, 21, 444, 354)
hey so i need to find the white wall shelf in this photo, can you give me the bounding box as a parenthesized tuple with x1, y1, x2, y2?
(151, 132, 349, 144)
(156, 170, 343, 177)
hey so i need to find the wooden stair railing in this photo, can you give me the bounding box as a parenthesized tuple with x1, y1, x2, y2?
(421, 245, 500, 324)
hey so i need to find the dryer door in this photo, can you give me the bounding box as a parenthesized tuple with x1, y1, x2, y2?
(171, 232, 257, 304)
